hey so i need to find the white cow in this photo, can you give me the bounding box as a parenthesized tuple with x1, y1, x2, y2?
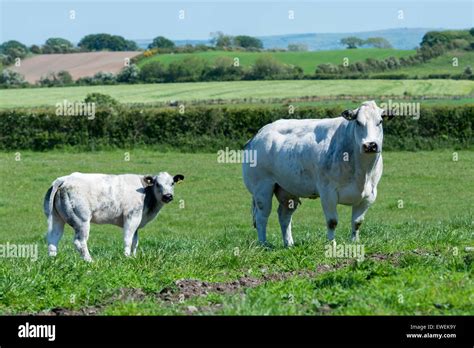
(242, 101, 390, 246)
(43, 172, 184, 261)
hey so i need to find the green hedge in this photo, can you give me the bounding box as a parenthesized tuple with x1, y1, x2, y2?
(0, 105, 472, 151)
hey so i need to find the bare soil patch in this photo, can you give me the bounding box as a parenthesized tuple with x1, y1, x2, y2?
(11, 51, 141, 83)
(32, 252, 406, 316)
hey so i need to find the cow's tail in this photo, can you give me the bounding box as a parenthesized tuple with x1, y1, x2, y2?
(251, 197, 257, 228)
(46, 179, 64, 233)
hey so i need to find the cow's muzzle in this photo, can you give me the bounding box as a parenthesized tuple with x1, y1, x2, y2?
(363, 142, 379, 153)
(162, 194, 173, 203)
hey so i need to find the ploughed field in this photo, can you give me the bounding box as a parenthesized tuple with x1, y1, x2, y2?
(0, 150, 472, 315)
(10, 51, 142, 84)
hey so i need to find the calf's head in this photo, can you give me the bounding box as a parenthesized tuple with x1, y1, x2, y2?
(342, 101, 391, 155)
(142, 172, 184, 203)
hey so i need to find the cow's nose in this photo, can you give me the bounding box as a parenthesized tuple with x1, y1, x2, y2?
(162, 194, 173, 203)
(363, 142, 378, 153)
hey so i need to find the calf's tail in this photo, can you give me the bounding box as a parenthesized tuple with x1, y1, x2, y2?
(45, 179, 64, 233)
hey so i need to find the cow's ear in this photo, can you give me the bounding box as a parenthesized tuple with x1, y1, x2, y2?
(342, 109, 357, 121)
(141, 175, 155, 187)
(173, 174, 184, 183)
(381, 109, 395, 121)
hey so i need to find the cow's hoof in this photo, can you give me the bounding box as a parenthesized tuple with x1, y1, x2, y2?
(257, 241, 274, 250)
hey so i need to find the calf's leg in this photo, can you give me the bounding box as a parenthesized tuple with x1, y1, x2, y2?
(131, 230, 139, 256)
(123, 214, 142, 257)
(73, 222, 93, 262)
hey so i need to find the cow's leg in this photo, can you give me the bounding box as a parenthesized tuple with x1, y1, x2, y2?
(47, 213, 65, 257)
(253, 181, 274, 245)
(131, 230, 139, 256)
(275, 186, 299, 247)
(73, 222, 92, 262)
(320, 190, 338, 241)
(123, 215, 141, 257)
(351, 201, 370, 242)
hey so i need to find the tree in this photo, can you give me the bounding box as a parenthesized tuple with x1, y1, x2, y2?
(116, 64, 140, 83)
(247, 55, 291, 79)
(340, 37, 364, 49)
(364, 37, 392, 49)
(39, 70, 73, 87)
(125, 40, 139, 51)
(233, 35, 263, 49)
(29, 45, 42, 54)
(166, 57, 208, 82)
(204, 56, 243, 81)
(470, 28, 474, 36)
(43, 38, 74, 53)
(148, 36, 175, 49)
(139, 61, 166, 83)
(210, 31, 233, 48)
(0, 40, 28, 64)
(0, 69, 26, 86)
(464, 66, 473, 76)
(84, 93, 119, 107)
(421, 31, 450, 47)
(78, 34, 138, 51)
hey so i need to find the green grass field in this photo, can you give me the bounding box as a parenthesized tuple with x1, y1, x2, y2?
(137, 48, 415, 74)
(1, 79, 473, 109)
(0, 150, 472, 315)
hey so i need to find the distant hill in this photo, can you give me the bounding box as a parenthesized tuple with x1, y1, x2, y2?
(135, 28, 438, 51)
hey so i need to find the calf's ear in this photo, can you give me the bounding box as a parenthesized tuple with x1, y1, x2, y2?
(342, 109, 357, 121)
(141, 175, 155, 187)
(173, 174, 184, 183)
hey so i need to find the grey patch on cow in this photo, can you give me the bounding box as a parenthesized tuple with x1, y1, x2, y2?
(143, 185, 158, 214)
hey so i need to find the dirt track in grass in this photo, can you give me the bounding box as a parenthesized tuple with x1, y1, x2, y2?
(31, 252, 406, 316)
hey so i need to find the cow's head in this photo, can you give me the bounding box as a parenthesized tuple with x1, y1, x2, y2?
(142, 172, 184, 203)
(342, 101, 391, 155)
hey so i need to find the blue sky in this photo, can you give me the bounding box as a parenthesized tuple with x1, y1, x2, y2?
(1, 0, 472, 44)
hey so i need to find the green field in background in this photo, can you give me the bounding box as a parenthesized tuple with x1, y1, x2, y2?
(1, 79, 473, 109)
(137, 48, 416, 74)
